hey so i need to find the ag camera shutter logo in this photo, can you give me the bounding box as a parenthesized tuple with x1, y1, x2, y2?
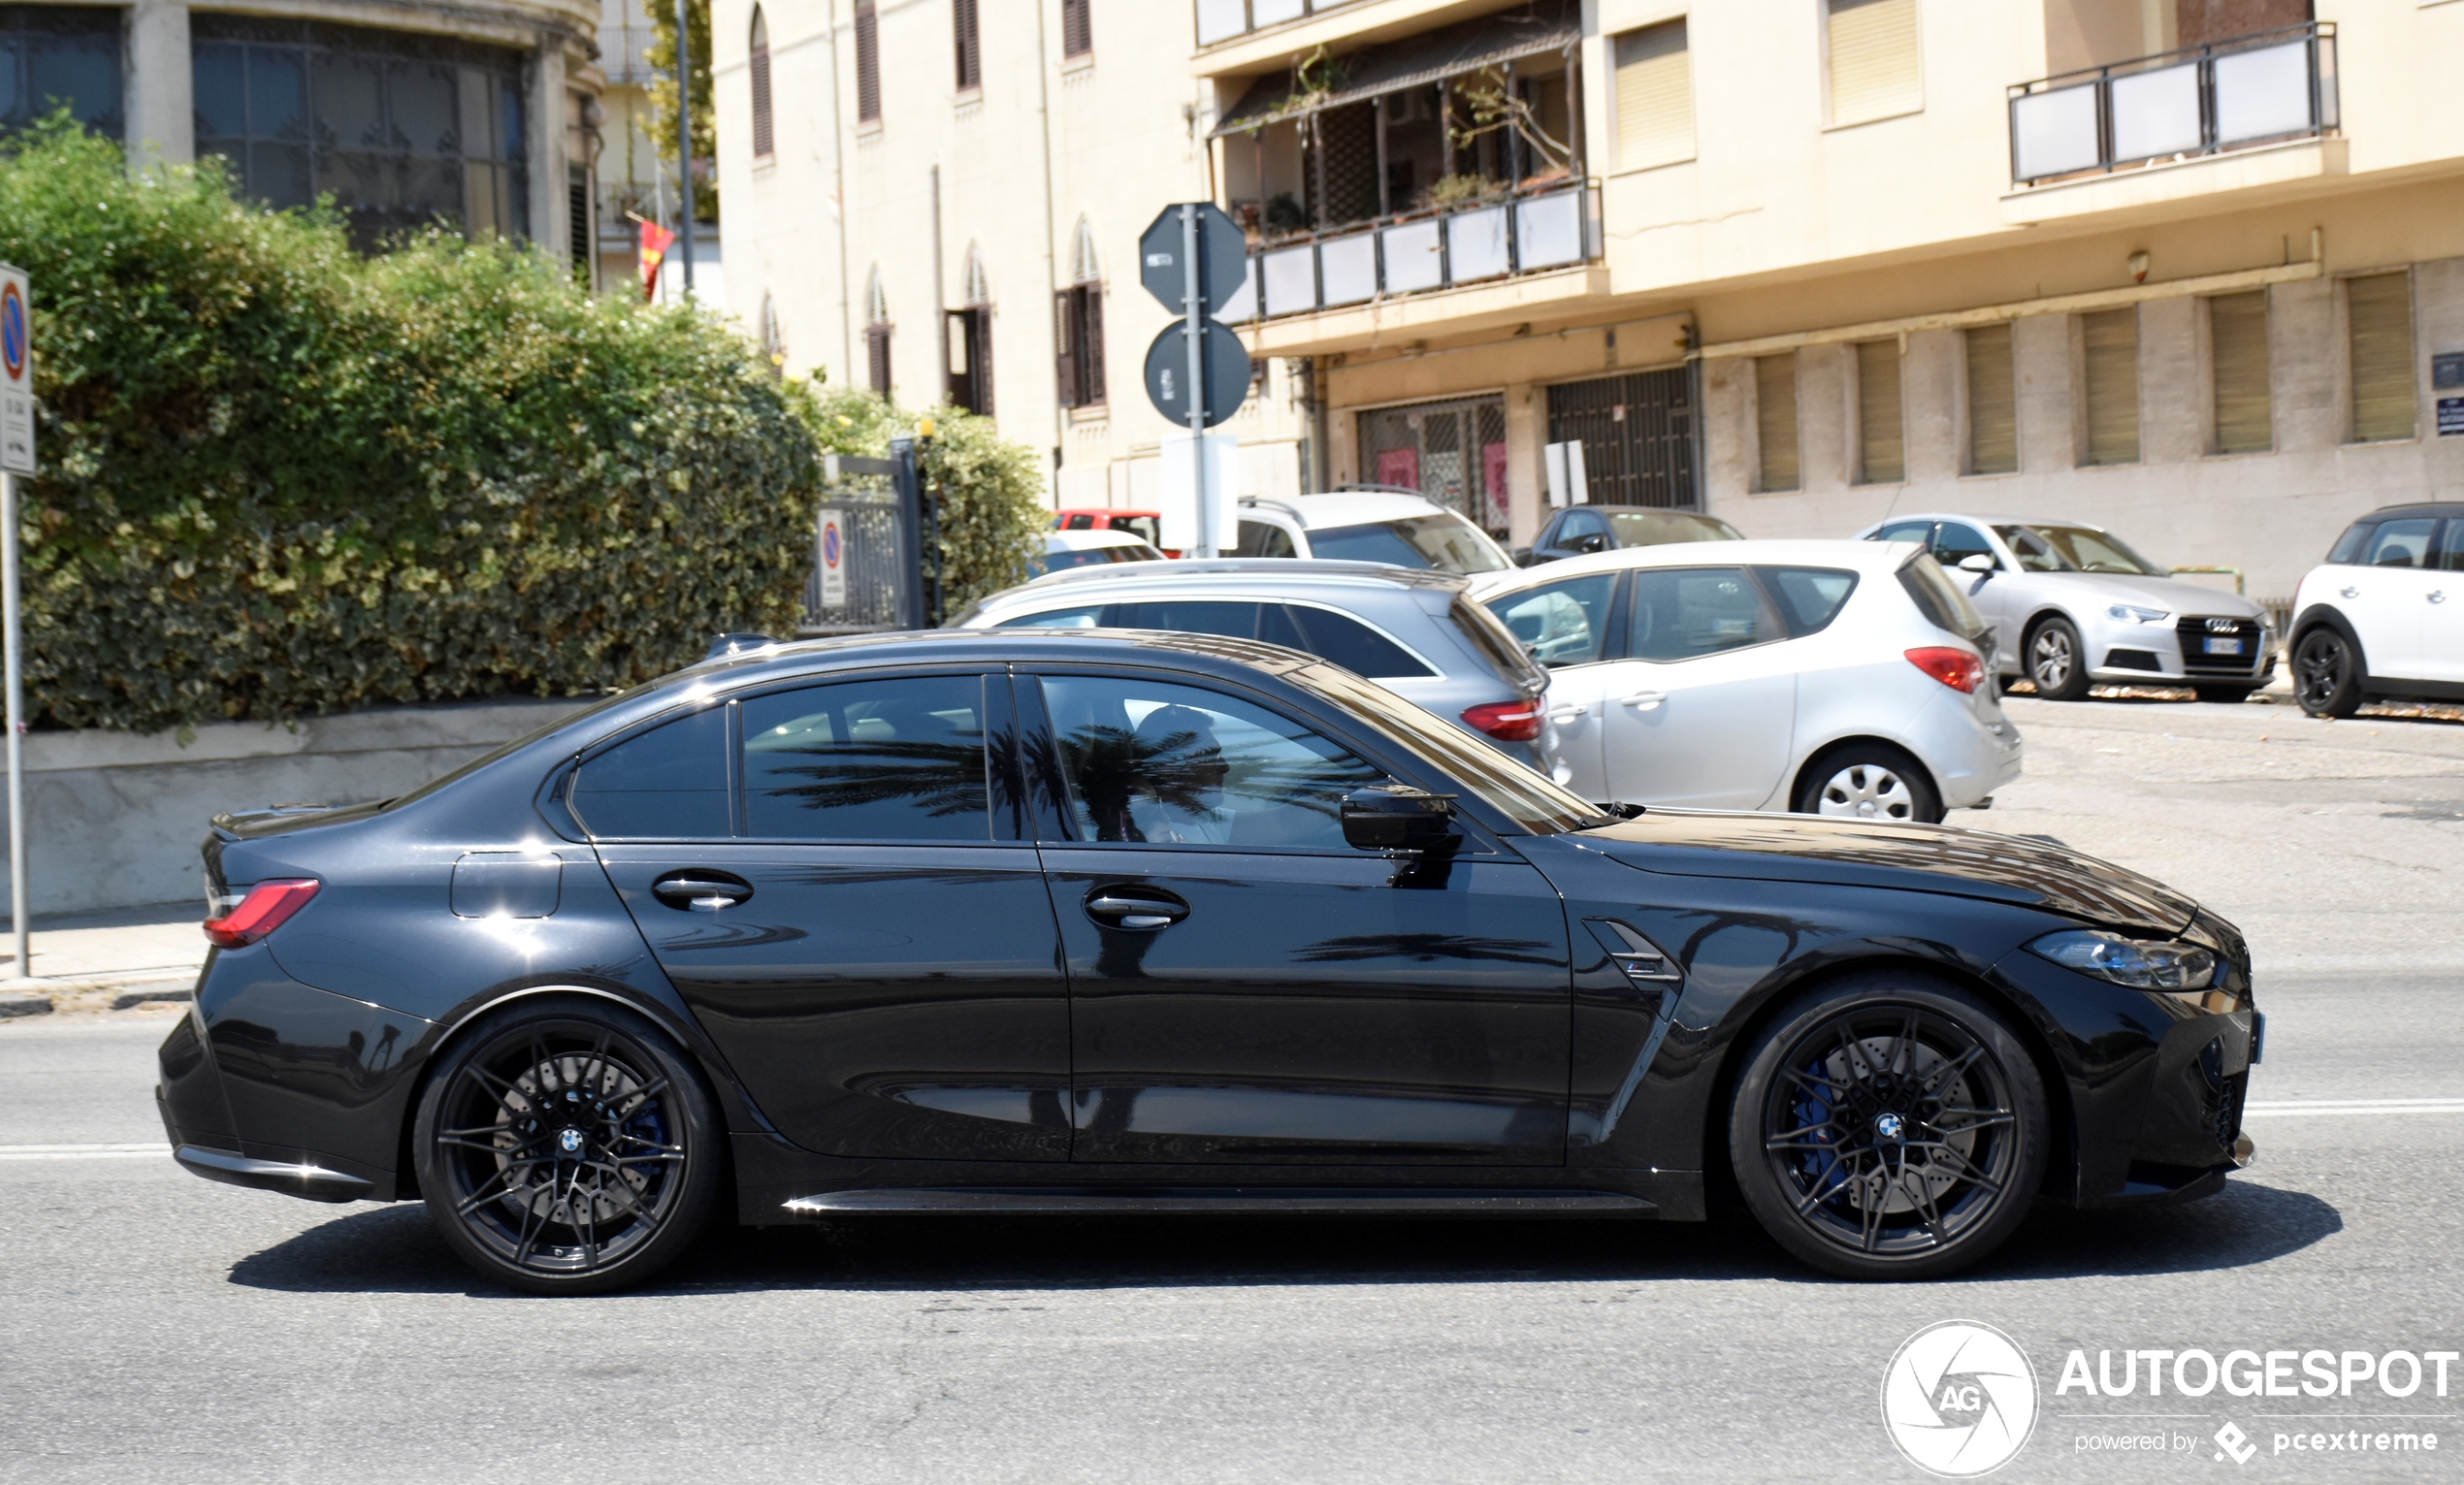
(1881, 1320, 2040, 1476)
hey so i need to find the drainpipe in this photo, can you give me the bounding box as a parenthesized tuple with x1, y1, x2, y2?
(831, 0, 853, 388)
(1035, 0, 1063, 478)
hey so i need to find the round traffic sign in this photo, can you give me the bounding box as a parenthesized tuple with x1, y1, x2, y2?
(1142, 320, 1253, 430)
(821, 521, 843, 567)
(0, 282, 24, 382)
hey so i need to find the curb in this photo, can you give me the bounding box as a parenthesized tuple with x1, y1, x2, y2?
(0, 989, 54, 1017)
(109, 987, 193, 1012)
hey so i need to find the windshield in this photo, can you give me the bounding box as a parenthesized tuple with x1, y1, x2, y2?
(1309, 513, 1509, 574)
(2004, 523, 2163, 576)
(1606, 511, 1744, 546)
(1284, 661, 1604, 834)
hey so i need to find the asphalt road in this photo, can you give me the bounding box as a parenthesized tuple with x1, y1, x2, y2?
(4, 695, 2463, 1483)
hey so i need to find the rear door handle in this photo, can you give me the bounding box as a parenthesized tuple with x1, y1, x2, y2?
(1546, 703, 1589, 723)
(1085, 888, 1189, 930)
(2341, 586, 2360, 599)
(651, 872, 754, 911)
(1620, 690, 1667, 710)
(2431, 591, 2448, 604)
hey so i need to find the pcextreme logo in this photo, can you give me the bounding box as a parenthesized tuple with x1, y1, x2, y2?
(1881, 1320, 2042, 1477)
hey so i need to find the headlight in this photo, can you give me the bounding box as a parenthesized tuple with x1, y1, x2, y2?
(2027, 928, 2217, 989)
(2106, 604, 2170, 625)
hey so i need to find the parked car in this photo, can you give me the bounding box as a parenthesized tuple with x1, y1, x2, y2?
(1054, 507, 1169, 556)
(1483, 540, 2020, 823)
(1029, 529, 1165, 578)
(1516, 505, 1746, 566)
(953, 559, 1551, 762)
(1855, 514, 2275, 703)
(167, 627, 2257, 1291)
(1234, 491, 1514, 574)
(2287, 501, 2464, 717)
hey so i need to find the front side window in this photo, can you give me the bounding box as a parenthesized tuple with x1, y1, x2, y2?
(1872, 519, 1932, 545)
(1627, 567, 1781, 662)
(570, 706, 729, 839)
(2326, 523, 2374, 565)
(1035, 675, 1383, 850)
(1994, 524, 2075, 573)
(2023, 524, 2161, 575)
(2364, 518, 2438, 570)
(996, 604, 1107, 629)
(1489, 574, 1616, 668)
(1308, 514, 1507, 574)
(742, 675, 989, 841)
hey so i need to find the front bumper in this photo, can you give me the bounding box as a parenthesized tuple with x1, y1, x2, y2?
(2086, 616, 2276, 688)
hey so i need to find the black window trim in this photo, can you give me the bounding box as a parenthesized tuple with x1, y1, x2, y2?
(1490, 567, 1628, 672)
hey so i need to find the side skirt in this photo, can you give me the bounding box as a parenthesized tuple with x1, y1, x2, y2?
(777, 1186, 1658, 1218)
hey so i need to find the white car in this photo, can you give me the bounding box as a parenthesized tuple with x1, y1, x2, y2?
(2287, 500, 2464, 716)
(1234, 490, 1514, 574)
(1028, 528, 1165, 578)
(1481, 540, 2023, 822)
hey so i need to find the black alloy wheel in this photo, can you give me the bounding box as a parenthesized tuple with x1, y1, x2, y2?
(2026, 617, 2091, 700)
(2192, 685, 2255, 705)
(2292, 629, 2363, 718)
(1730, 973, 2048, 1280)
(413, 998, 722, 1295)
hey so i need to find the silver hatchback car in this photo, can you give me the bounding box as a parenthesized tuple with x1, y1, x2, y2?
(952, 560, 1552, 763)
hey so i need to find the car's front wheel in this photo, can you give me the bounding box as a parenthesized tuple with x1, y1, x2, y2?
(412, 997, 723, 1295)
(1729, 972, 2049, 1280)
(2292, 629, 2363, 718)
(2026, 617, 2091, 700)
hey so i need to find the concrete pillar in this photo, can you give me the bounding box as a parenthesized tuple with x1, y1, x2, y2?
(1797, 342, 1851, 495)
(2270, 276, 2339, 452)
(125, 0, 193, 169)
(2138, 295, 2203, 465)
(528, 40, 567, 252)
(1903, 329, 1961, 483)
(2012, 313, 2075, 474)
(1503, 380, 1544, 544)
(1701, 356, 1753, 504)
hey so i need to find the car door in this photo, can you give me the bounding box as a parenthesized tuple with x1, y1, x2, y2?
(1484, 571, 1621, 799)
(1022, 668, 1572, 1166)
(2421, 519, 2464, 683)
(1592, 565, 1799, 810)
(587, 669, 1071, 1162)
(2340, 517, 2442, 680)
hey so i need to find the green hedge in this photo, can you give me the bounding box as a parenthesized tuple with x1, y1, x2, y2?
(0, 122, 823, 734)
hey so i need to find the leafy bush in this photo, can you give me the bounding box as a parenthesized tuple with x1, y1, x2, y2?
(0, 121, 823, 733)
(804, 388, 1044, 615)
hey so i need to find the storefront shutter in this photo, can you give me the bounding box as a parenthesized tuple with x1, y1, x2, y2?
(1856, 339, 1904, 484)
(1827, 0, 1922, 127)
(1754, 352, 1799, 492)
(1614, 20, 1692, 170)
(2349, 273, 2416, 443)
(2082, 307, 2140, 466)
(2208, 290, 2272, 455)
(1964, 323, 2017, 475)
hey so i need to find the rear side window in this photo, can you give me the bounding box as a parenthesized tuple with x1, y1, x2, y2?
(1756, 566, 1860, 636)
(2364, 518, 2438, 568)
(996, 605, 1109, 628)
(2326, 522, 2374, 565)
(570, 706, 730, 839)
(1628, 567, 1782, 662)
(1236, 520, 1296, 558)
(1487, 574, 1615, 667)
(1449, 597, 1548, 691)
(1871, 520, 1933, 544)
(1897, 554, 1987, 639)
(1269, 605, 1434, 678)
(741, 675, 989, 841)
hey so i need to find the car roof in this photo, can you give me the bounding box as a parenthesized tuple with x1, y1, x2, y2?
(1053, 507, 1160, 518)
(1046, 529, 1152, 550)
(971, 558, 1467, 611)
(1862, 513, 2109, 533)
(1559, 504, 1731, 518)
(1481, 538, 1917, 592)
(2352, 501, 2464, 520)
(1238, 491, 1451, 529)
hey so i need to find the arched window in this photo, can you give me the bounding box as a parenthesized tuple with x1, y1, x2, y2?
(1055, 218, 1105, 408)
(749, 7, 774, 160)
(949, 243, 992, 415)
(759, 293, 785, 372)
(864, 268, 892, 397)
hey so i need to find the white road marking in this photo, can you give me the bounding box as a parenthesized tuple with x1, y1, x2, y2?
(0, 1143, 170, 1160)
(2243, 1098, 2464, 1117)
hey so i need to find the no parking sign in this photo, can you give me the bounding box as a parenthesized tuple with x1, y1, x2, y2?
(0, 265, 30, 475)
(818, 508, 847, 608)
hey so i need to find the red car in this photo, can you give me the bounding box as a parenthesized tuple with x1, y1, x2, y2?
(1054, 508, 1171, 557)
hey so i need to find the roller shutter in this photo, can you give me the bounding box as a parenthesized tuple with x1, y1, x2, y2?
(1856, 339, 1904, 484)
(1614, 19, 1693, 170)
(1828, 0, 1922, 127)
(2349, 273, 2416, 443)
(2209, 291, 2272, 455)
(2082, 307, 2140, 466)
(1755, 352, 1799, 492)
(1964, 323, 2017, 475)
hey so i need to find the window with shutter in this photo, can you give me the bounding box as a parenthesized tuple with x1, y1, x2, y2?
(1964, 323, 2017, 475)
(955, 0, 982, 91)
(1856, 339, 1904, 484)
(2348, 273, 2416, 443)
(855, 0, 881, 124)
(2081, 307, 2140, 466)
(2208, 290, 2272, 455)
(1754, 352, 1799, 492)
(1078, 284, 1106, 404)
(1054, 290, 1081, 408)
(948, 308, 992, 416)
(1827, 0, 1922, 127)
(867, 326, 892, 396)
(749, 7, 774, 159)
(1613, 19, 1692, 171)
(1061, 0, 1092, 59)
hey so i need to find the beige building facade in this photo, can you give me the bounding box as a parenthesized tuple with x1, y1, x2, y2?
(715, 0, 2464, 601)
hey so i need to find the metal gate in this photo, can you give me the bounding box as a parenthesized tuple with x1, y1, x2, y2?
(1356, 394, 1509, 535)
(1545, 367, 1699, 508)
(800, 447, 928, 634)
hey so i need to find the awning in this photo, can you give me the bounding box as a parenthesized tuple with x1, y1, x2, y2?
(1211, 0, 1579, 138)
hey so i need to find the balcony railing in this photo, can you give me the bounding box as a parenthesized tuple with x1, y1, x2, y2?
(598, 24, 660, 86)
(2007, 21, 2337, 187)
(1194, 0, 1365, 48)
(1219, 179, 1597, 322)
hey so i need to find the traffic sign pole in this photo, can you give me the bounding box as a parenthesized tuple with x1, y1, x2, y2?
(1180, 206, 1212, 557)
(0, 265, 31, 985)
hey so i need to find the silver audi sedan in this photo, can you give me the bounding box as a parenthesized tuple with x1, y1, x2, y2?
(1853, 515, 2276, 702)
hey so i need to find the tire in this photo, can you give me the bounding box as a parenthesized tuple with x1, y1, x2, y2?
(1729, 972, 2050, 1281)
(2192, 685, 2255, 705)
(1793, 745, 1943, 824)
(2292, 628, 2363, 719)
(413, 997, 723, 1296)
(2025, 617, 2091, 700)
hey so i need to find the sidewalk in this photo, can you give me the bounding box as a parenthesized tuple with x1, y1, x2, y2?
(0, 900, 205, 1017)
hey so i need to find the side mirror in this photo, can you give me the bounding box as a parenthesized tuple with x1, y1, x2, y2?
(1958, 554, 1996, 574)
(1342, 786, 1458, 852)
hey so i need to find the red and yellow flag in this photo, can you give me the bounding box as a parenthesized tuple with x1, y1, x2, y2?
(637, 218, 678, 303)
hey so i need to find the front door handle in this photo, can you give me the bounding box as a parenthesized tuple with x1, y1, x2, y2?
(651, 872, 754, 911)
(2431, 591, 2448, 604)
(2341, 586, 2360, 599)
(1085, 888, 1189, 930)
(1546, 703, 1589, 724)
(1620, 690, 1667, 710)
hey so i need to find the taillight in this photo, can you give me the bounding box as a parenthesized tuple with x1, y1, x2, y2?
(203, 879, 320, 948)
(1906, 646, 1985, 694)
(1463, 699, 1543, 742)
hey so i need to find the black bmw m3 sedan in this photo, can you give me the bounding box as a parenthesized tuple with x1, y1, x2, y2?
(160, 630, 2258, 1293)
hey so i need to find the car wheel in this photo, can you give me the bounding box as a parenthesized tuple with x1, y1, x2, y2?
(1729, 972, 2049, 1281)
(2025, 617, 2091, 700)
(413, 998, 723, 1296)
(2292, 629, 2363, 718)
(2192, 685, 2255, 705)
(1794, 746, 1942, 824)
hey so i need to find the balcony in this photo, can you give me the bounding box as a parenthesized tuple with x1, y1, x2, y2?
(2007, 22, 2337, 189)
(598, 23, 660, 87)
(1195, 0, 1367, 48)
(1219, 179, 1596, 325)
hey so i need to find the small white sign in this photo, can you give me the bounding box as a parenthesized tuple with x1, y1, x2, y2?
(817, 508, 847, 608)
(0, 265, 30, 476)
(1159, 435, 1238, 555)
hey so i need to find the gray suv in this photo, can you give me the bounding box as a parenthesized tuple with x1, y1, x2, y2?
(953, 561, 1552, 762)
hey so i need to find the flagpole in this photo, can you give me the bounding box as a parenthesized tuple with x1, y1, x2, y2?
(675, 0, 697, 299)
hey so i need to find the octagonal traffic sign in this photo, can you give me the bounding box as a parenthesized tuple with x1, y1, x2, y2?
(1139, 203, 1248, 317)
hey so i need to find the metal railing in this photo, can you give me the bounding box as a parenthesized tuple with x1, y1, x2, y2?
(1221, 179, 1598, 323)
(2007, 21, 2337, 187)
(598, 24, 661, 85)
(1194, 0, 1364, 48)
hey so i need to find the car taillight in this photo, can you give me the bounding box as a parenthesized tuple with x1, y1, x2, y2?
(1905, 646, 1985, 694)
(203, 879, 320, 949)
(1463, 699, 1543, 742)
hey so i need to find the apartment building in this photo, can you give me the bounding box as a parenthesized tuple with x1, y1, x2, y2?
(717, 1, 2464, 599)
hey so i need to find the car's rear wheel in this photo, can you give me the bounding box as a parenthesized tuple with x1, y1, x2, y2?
(1794, 745, 1942, 824)
(2292, 629, 2363, 718)
(1729, 973, 2048, 1280)
(2192, 685, 2255, 705)
(2026, 617, 2091, 700)
(413, 998, 722, 1295)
